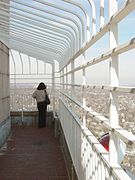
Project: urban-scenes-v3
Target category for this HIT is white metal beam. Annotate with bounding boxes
[10,0,81,50]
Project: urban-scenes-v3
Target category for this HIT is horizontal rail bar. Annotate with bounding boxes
[61,38,135,76]
[59,97,131,180]
[10,77,52,79]
[59,90,135,145]
[58,83,135,94]
[10,73,52,75]
[60,0,135,71]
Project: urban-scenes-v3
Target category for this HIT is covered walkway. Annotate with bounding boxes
[0,125,68,180]
[0,0,135,179]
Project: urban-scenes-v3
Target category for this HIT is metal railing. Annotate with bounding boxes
[10,87,53,125]
[59,97,131,180]
[57,1,135,179]
[7,0,135,179]
[58,87,135,180]
[10,89,37,111]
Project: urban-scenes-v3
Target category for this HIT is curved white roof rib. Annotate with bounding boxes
[0,0,91,66]
[32,0,85,46]
[87,0,96,35]
[0,2,73,62]
[10,0,77,56]
[62,0,96,37]
[62,0,90,41]
[0,2,74,59]
[10,49,54,73]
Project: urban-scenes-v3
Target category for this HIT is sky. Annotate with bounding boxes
[73,0,135,86]
[9,0,135,86]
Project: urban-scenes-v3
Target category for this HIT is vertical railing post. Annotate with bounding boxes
[109,0,119,166]
[10,50,16,110]
[71,61,75,102]
[86,13,91,41]
[52,61,55,113]
[87,0,96,35]
[64,67,66,90]
[62,69,64,90]
[36,58,38,74]
[71,60,76,169]
[19,52,24,74]
[82,53,86,127]
[28,56,31,75]
[100,0,104,28]
[66,66,68,94]
[60,69,64,90]
[60,70,62,99]
[60,69,64,116]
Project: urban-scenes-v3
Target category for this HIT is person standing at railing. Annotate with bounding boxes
[32,82,50,128]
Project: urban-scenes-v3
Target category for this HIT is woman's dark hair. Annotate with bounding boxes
[37,82,46,90]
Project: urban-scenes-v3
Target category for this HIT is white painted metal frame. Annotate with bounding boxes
[58,0,135,180]
[1,0,135,179]
[59,98,131,180]
[10,49,54,114]
[0,0,88,65]
[109,0,119,166]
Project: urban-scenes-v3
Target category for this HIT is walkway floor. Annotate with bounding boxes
[0,126,69,180]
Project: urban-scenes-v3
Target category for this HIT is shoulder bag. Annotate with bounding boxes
[44,90,50,105]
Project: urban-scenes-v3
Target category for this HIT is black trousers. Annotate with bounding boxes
[37,101,47,128]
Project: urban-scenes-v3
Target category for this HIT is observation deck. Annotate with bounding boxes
[0,124,69,180]
[0,0,135,179]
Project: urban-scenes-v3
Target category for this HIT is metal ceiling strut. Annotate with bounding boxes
[0,0,88,65]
